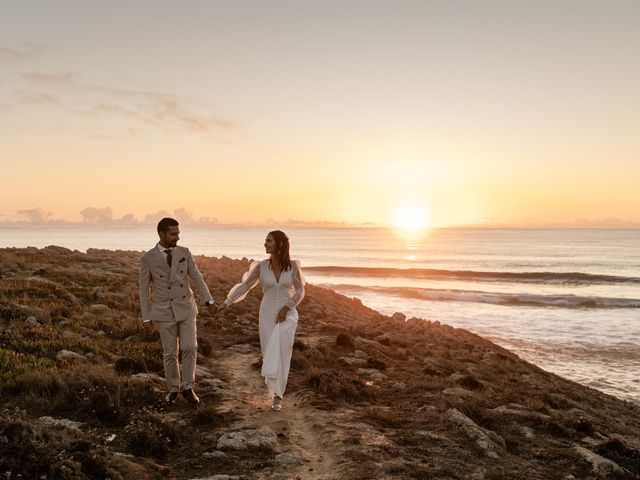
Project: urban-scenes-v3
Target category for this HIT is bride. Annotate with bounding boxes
[218,230,305,410]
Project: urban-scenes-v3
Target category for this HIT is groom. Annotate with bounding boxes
[139,217,216,405]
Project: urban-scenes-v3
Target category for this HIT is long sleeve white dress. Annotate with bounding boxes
[224,259,305,398]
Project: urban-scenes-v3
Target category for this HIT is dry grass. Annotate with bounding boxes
[2,247,640,479]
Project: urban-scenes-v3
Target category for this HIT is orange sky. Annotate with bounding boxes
[1,1,639,227]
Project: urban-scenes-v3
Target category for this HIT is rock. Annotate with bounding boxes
[39,416,84,432]
[443,388,478,399]
[417,405,436,413]
[89,304,109,313]
[114,452,135,459]
[354,337,390,356]
[492,404,551,421]
[449,373,466,382]
[521,426,535,439]
[470,467,487,480]
[370,372,388,383]
[91,287,107,301]
[392,312,406,322]
[25,316,41,327]
[85,352,101,363]
[393,382,407,390]
[199,378,225,388]
[189,476,240,480]
[124,335,141,343]
[67,294,83,305]
[445,408,505,459]
[217,427,278,451]
[227,343,252,353]
[44,245,72,254]
[195,365,216,379]
[130,373,164,384]
[61,330,82,340]
[202,451,228,459]
[573,445,628,479]
[338,356,368,367]
[353,349,368,360]
[275,452,305,466]
[56,350,87,362]
[12,303,48,322]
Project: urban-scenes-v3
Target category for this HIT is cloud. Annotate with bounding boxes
[16,208,53,223]
[20,70,239,135]
[17,90,61,105]
[173,207,195,223]
[196,216,219,225]
[79,206,114,224]
[0,46,29,62]
[22,71,77,86]
[143,210,173,224]
[114,213,138,224]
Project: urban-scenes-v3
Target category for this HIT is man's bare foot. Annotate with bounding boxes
[271,396,282,411]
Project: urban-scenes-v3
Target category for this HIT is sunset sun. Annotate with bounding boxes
[392,203,430,231]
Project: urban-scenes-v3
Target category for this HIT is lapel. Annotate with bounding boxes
[153,245,171,273]
[170,246,179,278]
[170,246,186,278]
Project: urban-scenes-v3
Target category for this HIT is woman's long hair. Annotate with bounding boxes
[268,230,291,271]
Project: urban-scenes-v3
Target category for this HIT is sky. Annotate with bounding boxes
[1,0,639,227]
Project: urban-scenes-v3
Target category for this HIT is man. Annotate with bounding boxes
[139,217,216,405]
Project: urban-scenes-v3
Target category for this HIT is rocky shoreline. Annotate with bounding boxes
[0,246,639,479]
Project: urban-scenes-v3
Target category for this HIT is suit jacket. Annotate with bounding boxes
[139,245,214,322]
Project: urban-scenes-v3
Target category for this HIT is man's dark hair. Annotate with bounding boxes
[157,217,179,234]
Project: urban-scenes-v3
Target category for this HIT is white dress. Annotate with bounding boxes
[224,259,305,398]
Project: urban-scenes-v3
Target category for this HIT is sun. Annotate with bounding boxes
[392,203,430,231]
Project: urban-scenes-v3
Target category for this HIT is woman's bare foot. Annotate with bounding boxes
[271,395,282,411]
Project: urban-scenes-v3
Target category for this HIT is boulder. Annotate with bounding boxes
[573,445,628,479]
[443,387,479,399]
[275,452,305,466]
[202,451,227,459]
[217,427,278,451]
[338,356,367,367]
[445,408,505,459]
[56,350,87,362]
[227,343,252,353]
[39,416,84,432]
[25,316,41,327]
[492,404,551,421]
[89,304,109,313]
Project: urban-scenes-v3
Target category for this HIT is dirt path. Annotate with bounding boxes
[214,344,344,480]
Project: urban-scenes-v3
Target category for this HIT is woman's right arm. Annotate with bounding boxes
[224,260,261,305]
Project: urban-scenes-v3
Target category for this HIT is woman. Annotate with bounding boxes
[219,230,305,411]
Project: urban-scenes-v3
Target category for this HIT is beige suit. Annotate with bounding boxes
[139,245,213,392]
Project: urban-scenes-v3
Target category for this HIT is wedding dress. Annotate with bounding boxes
[224,259,305,398]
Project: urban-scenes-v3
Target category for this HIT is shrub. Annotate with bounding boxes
[457,375,484,392]
[114,356,147,374]
[366,358,386,371]
[335,333,354,348]
[305,367,371,402]
[198,336,213,356]
[124,409,181,461]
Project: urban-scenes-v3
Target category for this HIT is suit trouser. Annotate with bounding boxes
[155,316,198,392]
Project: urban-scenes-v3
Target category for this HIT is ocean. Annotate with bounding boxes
[1,225,639,404]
